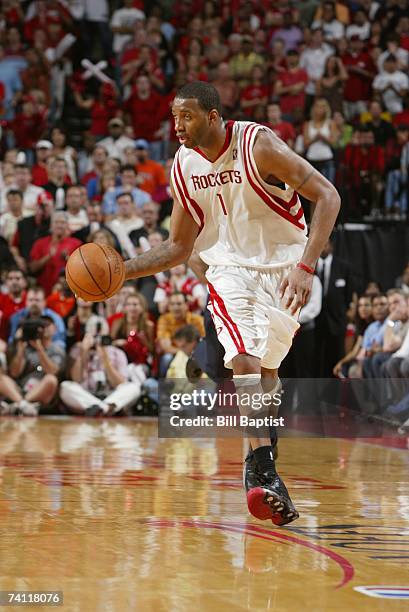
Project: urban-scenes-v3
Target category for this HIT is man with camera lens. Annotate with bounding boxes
[2,316,65,416]
[9,286,66,348]
[60,317,143,416]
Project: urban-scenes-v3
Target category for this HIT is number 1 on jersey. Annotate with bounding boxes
[216,193,228,215]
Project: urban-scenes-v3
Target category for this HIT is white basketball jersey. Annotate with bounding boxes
[171,120,307,269]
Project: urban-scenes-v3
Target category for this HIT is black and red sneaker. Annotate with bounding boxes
[243,451,299,526]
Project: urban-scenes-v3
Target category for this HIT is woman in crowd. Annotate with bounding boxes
[317,55,348,115]
[88,228,116,248]
[110,292,155,367]
[303,97,339,183]
[333,294,373,378]
[50,126,77,182]
[66,298,95,349]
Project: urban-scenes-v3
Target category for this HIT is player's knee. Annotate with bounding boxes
[232,353,261,375]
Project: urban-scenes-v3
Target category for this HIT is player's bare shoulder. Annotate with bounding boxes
[253,127,292,161]
[252,127,296,183]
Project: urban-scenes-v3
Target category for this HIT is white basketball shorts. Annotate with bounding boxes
[206,264,300,369]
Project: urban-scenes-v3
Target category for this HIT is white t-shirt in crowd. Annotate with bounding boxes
[300,44,334,95]
[0,184,45,215]
[0,210,32,242]
[377,48,409,73]
[98,135,136,162]
[110,8,146,53]
[346,23,371,40]
[312,19,345,41]
[109,216,143,236]
[84,0,108,22]
[373,70,409,113]
[67,209,89,233]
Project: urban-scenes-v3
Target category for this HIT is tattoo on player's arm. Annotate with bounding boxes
[124,243,178,280]
[295,169,315,192]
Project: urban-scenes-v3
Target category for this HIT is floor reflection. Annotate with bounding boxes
[0,417,408,611]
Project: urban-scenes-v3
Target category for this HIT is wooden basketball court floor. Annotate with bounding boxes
[0,417,408,612]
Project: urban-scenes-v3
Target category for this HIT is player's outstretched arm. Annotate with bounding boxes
[253,130,341,313]
[124,191,200,281]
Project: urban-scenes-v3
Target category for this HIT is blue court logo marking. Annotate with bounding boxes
[354,586,409,599]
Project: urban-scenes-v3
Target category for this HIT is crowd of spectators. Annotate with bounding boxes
[0,1,408,423]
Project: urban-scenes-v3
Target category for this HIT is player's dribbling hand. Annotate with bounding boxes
[279,268,313,315]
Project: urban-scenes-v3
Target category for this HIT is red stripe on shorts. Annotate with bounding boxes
[208,282,246,353]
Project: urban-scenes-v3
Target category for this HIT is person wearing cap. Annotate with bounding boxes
[32,140,53,186]
[133,139,167,195]
[98,118,135,163]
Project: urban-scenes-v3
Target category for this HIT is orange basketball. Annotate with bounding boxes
[65,243,125,302]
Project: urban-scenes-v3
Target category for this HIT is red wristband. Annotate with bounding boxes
[297,262,315,275]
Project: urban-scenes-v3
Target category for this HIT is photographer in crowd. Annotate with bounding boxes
[60,317,143,416]
[8,286,66,349]
[0,316,64,416]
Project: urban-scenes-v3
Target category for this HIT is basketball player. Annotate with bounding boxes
[124,82,340,525]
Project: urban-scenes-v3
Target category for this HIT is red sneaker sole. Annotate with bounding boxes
[247,487,299,525]
[246,487,283,523]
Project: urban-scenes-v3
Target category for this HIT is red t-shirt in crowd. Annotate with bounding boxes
[265,121,296,144]
[125,90,170,141]
[32,164,48,186]
[46,292,76,318]
[81,170,98,186]
[400,34,409,51]
[344,144,385,186]
[30,235,82,295]
[341,52,375,102]
[275,68,308,115]
[0,291,26,340]
[240,84,269,117]
[10,113,47,149]
[90,100,114,137]
[393,109,409,127]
